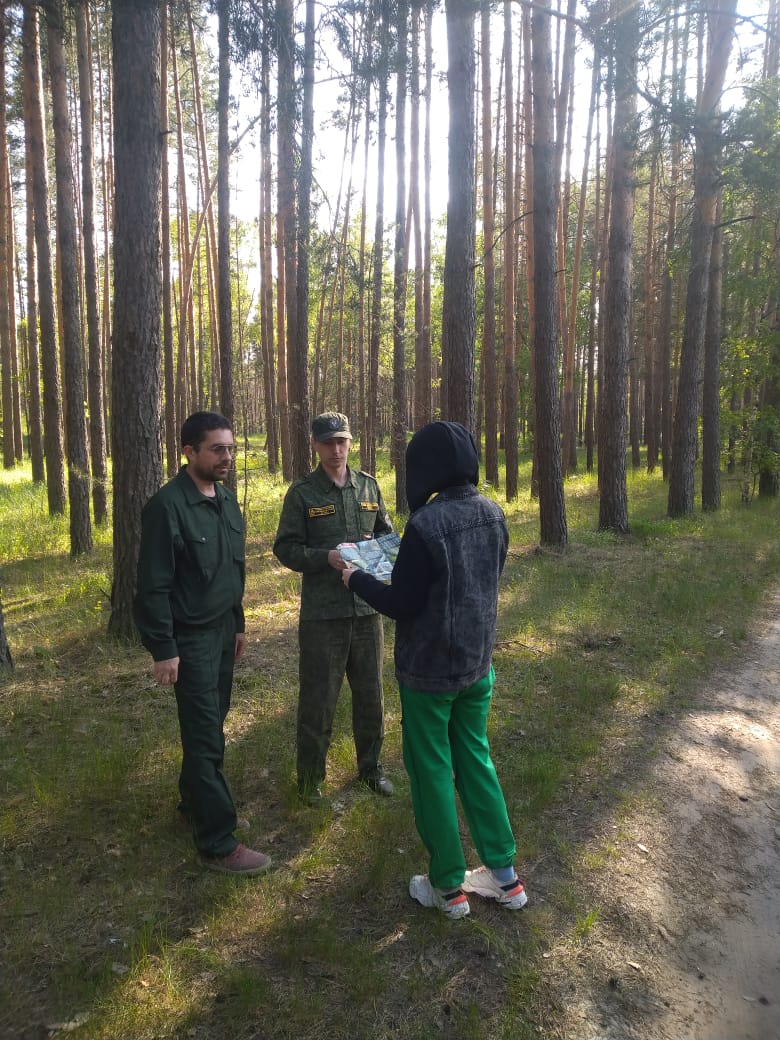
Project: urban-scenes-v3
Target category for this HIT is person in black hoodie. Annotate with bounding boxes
[341,421,527,918]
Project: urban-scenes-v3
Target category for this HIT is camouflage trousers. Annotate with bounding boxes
[297,614,385,791]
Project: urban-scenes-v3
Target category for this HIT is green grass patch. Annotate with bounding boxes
[1,448,779,1039]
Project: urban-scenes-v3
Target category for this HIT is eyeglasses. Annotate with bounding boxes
[204,443,238,456]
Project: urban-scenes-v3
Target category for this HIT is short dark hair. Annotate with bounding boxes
[181,411,232,449]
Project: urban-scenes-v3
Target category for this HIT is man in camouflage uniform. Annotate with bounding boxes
[273,412,394,802]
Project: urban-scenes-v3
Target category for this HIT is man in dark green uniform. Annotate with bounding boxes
[274,412,394,802]
[134,411,270,876]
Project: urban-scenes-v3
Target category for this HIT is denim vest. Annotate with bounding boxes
[395,485,509,692]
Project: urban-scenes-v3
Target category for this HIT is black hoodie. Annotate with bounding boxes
[348,421,508,691]
[405,421,480,513]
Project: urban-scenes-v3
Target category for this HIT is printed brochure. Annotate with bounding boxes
[337,532,401,582]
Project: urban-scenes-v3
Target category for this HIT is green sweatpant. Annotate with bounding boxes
[400,667,516,891]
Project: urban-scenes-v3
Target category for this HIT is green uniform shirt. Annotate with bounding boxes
[133,467,246,661]
[273,464,392,620]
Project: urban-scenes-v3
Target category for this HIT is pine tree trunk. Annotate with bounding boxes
[421,0,433,430]
[292,0,314,474]
[410,2,428,433]
[160,2,177,477]
[668,0,737,517]
[440,0,476,430]
[358,97,370,471]
[522,6,538,499]
[564,63,598,478]
[503,0,519,499]
[259,0,278,472]
[392,0,408,512]
[48,16,93,555]
[531,4,567,547]
[75,1,109,525]
[367,0,390,476]
[277,0,303,473]
[598,1,639,534]
[701,195,723,509]
[22,99,45,483]
[0,15,16,470]
[217,1,234,434]
[481,6,498,486]
[109,0,163,639]
[584,97,601,475]
[22,5,66,513]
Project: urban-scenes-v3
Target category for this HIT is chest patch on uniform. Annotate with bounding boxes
[359,501,379,511]
[308,504,336,518]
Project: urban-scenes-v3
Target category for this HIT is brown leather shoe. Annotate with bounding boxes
[200,843,271,876]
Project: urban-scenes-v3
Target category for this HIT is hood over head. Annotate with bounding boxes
[405,421,479,512]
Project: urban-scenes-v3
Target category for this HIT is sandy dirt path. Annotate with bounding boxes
[552,589,780,1040]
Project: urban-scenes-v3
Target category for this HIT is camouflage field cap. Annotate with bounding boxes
[311,412,352,442]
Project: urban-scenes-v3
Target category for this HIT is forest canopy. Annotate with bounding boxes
[0,0,778,634]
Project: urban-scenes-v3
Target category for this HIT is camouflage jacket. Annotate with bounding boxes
[273,464,392,620]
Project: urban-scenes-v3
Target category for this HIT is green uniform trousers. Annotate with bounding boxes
[174,612,239,858]
[297,614,385,789]
[400,667,516,891]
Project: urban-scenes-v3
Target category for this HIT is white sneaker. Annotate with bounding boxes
[409,874,470,919]
[462,866,528,909]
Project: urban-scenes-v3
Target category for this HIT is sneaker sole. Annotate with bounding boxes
[409,876,470,919]
[462,874,529,909]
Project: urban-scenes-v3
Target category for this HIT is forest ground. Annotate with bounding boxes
[2,466,780,1040]
[546,587,780,1040]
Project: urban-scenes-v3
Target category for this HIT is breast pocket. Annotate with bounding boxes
[228,517,245,564]
[184,533,219,582]
[359,500,381,537]
[305,504,341,547]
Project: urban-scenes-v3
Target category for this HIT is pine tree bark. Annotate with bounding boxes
[598,0,639,534]
[440,0,476,431]
[160,1,177,477]
[277,0,305,473]
[109,0,163,639]
[481,5,498,486]
[367,0,390,476]
[292,0,314,473]
[701,195,723,509]
[217,1,234,434]
[22,4,66,513]
[411,1,429,432]
[503,0,519,499]
[668,0,737,517]
[75,1,109,525]
[22,102,45,484]
[259,0,279,472]
[48,14,93,555]
[564,62,598,477]
[421,0,433,430]
[531,4,567,547]
[392,0,408,511]
[0,14,16,470]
